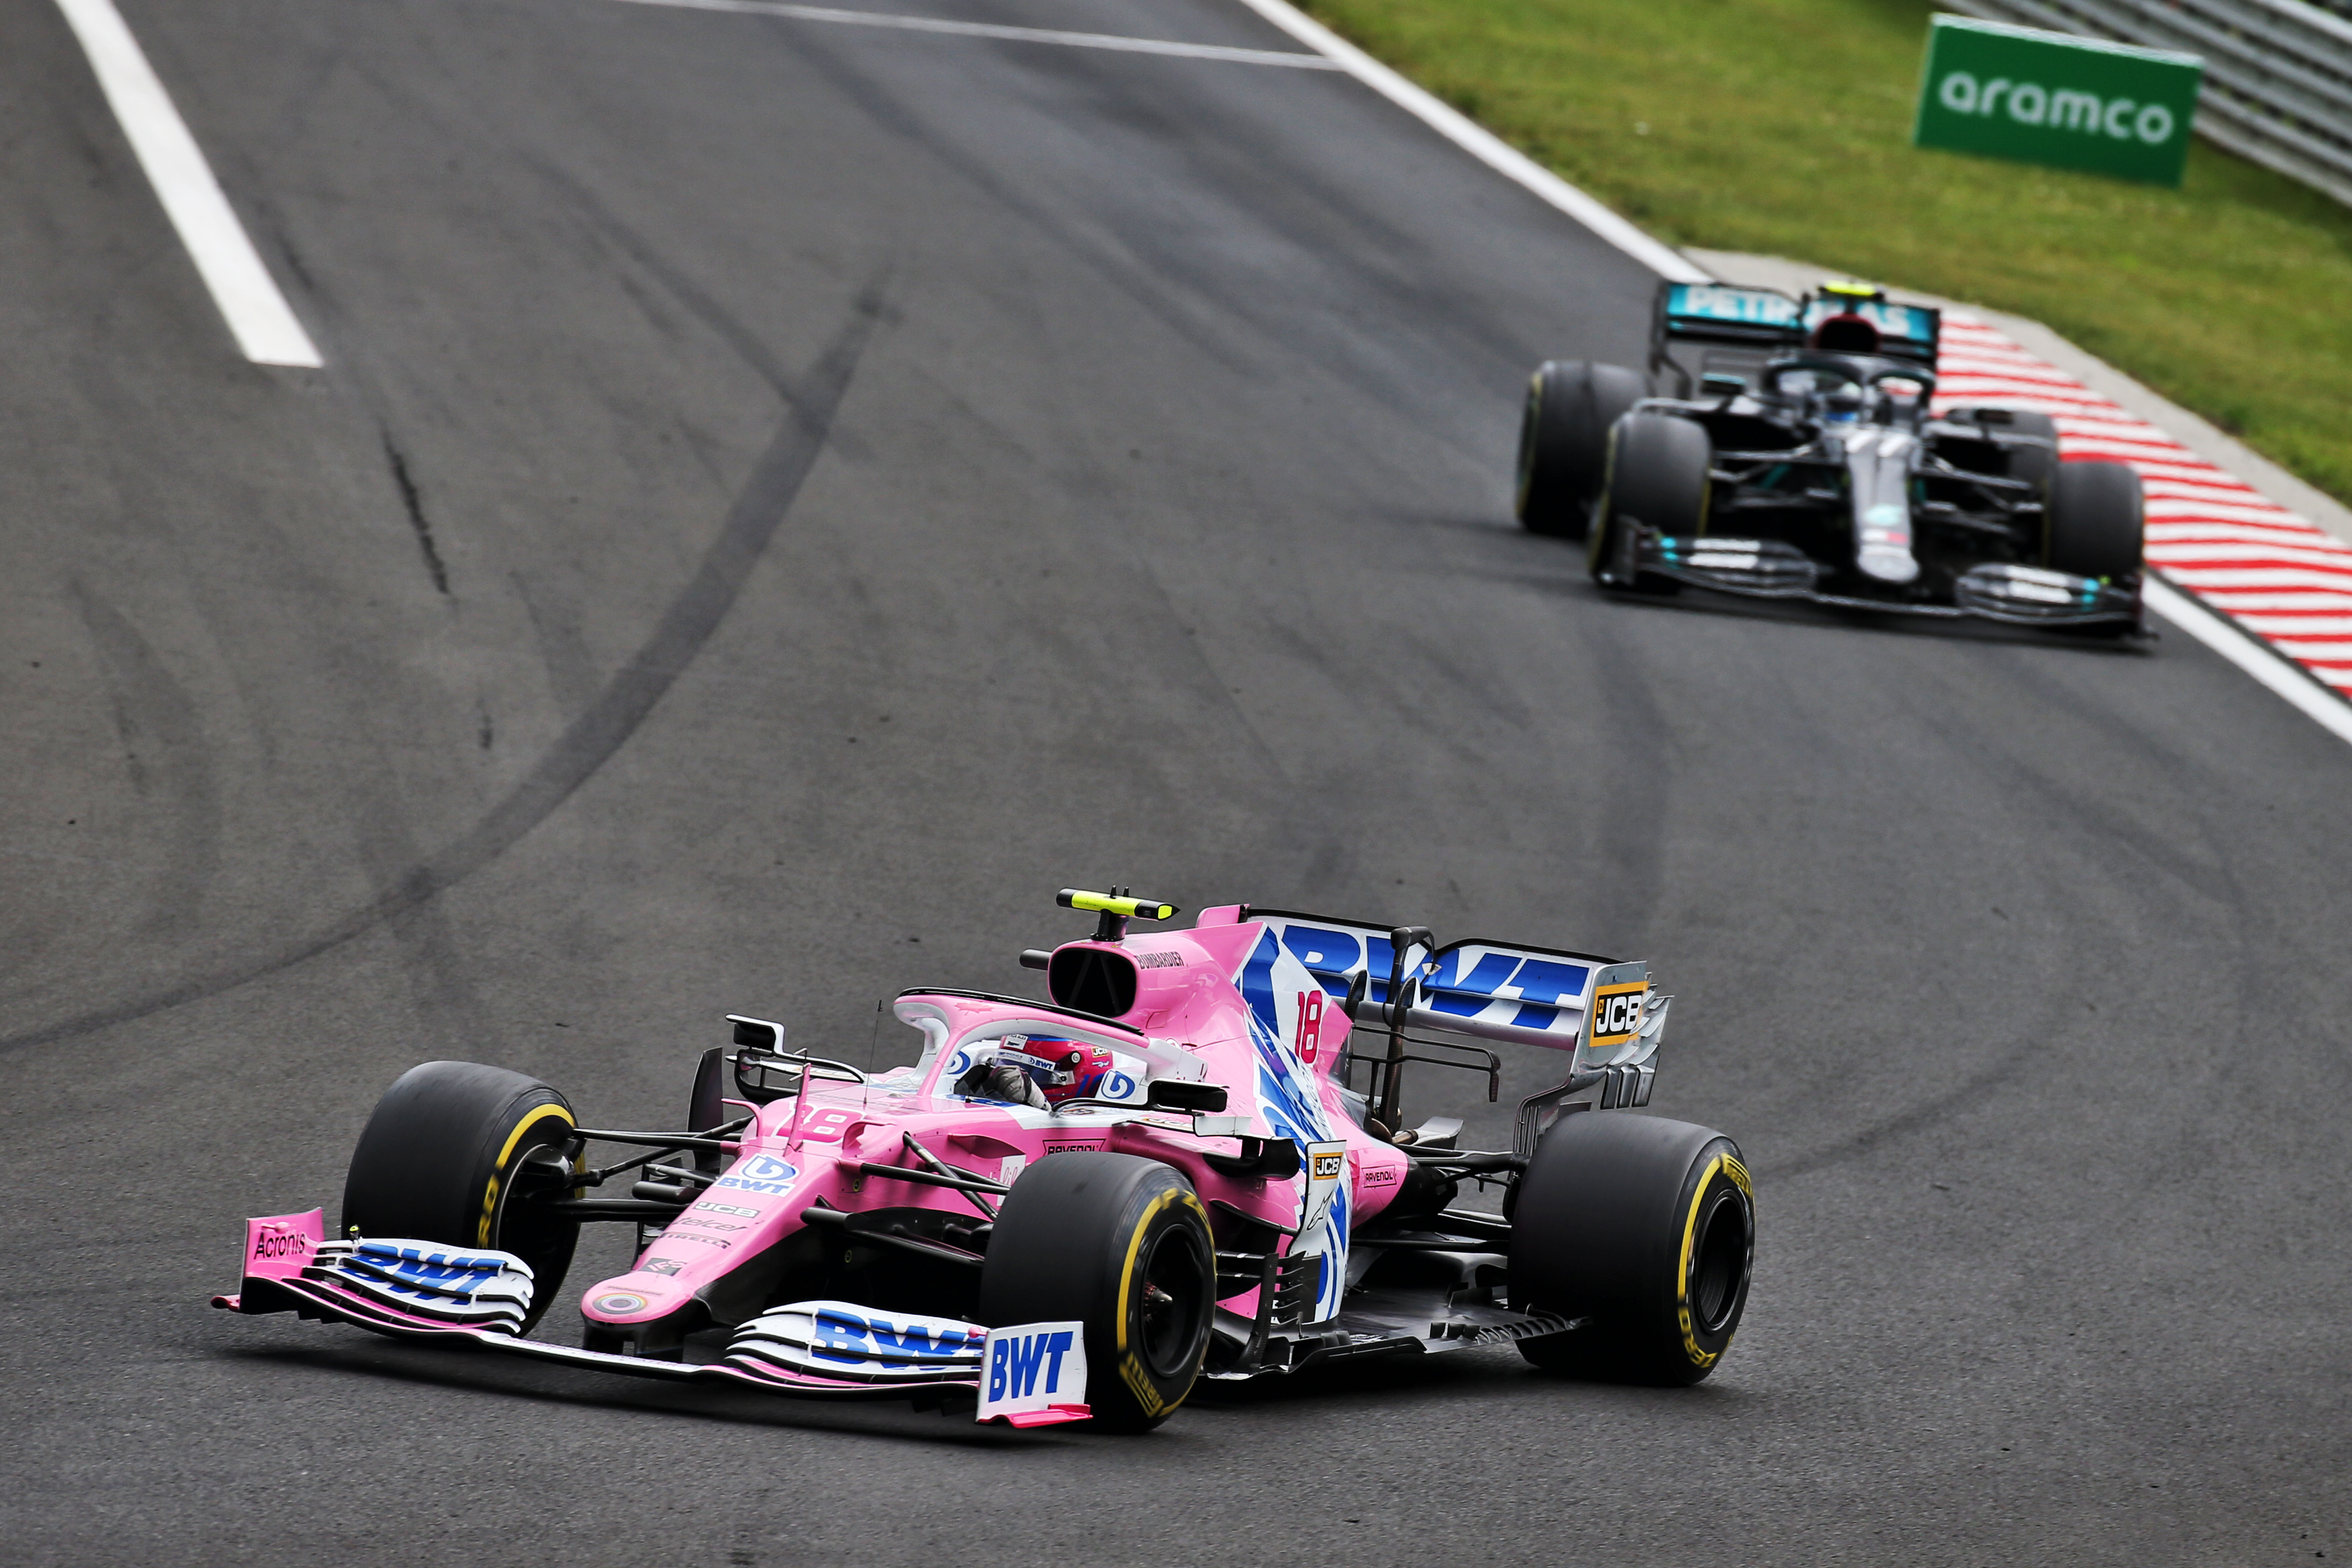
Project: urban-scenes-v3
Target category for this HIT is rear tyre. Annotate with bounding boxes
[340,1061,581,1333]
[1589,412,1711,590]
[2002,410,2060,499]
[978,1152,1215,1432]
[1949,407,2058,498]
[1509,1110,1754,1386]
[2044,459,2144,583]
[1517,361,1649,539]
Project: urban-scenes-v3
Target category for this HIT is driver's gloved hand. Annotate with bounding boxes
[955,1059,1048,1108]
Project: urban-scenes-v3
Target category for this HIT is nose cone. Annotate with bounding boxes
[1856,502,1921,584]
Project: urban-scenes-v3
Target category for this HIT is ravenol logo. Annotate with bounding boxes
[987,1328,1079,1401]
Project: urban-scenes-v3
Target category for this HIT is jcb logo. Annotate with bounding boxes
[1589,985,1646,1043]
[1311,1152,1345,1181]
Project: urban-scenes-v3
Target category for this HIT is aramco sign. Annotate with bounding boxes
[1913,15,2203,186]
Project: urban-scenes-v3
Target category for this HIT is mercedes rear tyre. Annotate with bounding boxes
[1590,412,1710,590]
[1509,1110,1754,1386]
[1517,361,1649,539]
[2044,459,2144,584]
[978,1152,1215,1432]
[1951,407,2059,498]
[2002,410,2060,498]
[340,1061,581,1333]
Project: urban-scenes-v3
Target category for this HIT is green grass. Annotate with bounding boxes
[1298,0,2352,501]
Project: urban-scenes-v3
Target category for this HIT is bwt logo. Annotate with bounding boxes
[988,1328,1078,1401]
[810,1308,979,1363]
[716,1153,800,1196]
[1936,72,2176,144]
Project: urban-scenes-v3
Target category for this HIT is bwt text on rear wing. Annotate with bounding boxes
[1245,911,1670,1150]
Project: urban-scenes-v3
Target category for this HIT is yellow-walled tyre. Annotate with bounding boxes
[340,1061,580,1333]
[978,1152,1215,1432]
[1509,1110,1754,1386]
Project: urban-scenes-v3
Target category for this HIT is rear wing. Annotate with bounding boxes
[1247,911,1668,1141]
[1650,280,1940,390]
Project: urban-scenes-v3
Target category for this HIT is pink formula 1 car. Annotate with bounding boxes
[214,890,1756,1431]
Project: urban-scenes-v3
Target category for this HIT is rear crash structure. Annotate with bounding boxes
[216,890,1756,1431]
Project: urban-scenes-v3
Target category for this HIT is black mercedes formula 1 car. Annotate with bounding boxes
[1514,280,2146,635]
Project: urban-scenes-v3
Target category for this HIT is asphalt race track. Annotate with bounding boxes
[3,0,2348,1561]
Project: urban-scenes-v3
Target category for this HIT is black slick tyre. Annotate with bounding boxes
[340,1061,581,1332]
[978,1152,1215,1432]
[1589,412,1710,589]
[1951,407,2058,499]
[1509,1110,1754,1386]
[1517,361,1648,539]
[2044,459,2144,583]
[2002,410,2059,499]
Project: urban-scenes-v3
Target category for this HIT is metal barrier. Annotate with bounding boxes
[1940,0,2352,206]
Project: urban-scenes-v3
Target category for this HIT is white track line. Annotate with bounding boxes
[1221,0,1706,281]
[611,0,1345,67]
[53,0,321,367]
[2144,580,2352,746]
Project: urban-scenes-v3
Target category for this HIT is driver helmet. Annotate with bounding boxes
[958,1035,1117,1107]
[1809,311,1882,354]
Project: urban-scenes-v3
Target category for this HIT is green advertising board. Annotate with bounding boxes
[1913,15,2203,186]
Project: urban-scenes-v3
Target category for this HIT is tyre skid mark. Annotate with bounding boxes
[0,282,888,1055]
[1768,651,2255,1180]
[380,431,451,598]
[66,581,223,943]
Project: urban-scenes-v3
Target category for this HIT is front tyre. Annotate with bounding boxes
[340,1061,581,1333]
[1518,361,1649,539]
[1590,412,1710,590]
[978,1152,1215,1432]
[1509,1111,1754,1386]
[2044,459,2144,583]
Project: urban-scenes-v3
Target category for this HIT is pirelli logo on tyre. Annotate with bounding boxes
[1587,982,1648,1048]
